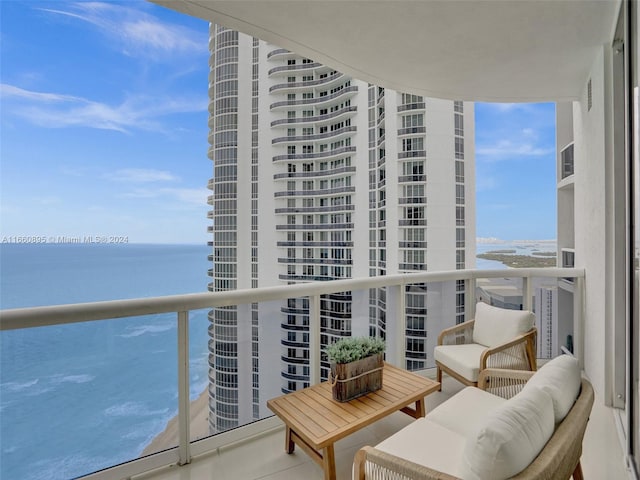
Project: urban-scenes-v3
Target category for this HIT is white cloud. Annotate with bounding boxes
[37,2,206,59]
[162,188,209,205]
[105,168,179,183]
[485,203,513,210]
[476,139,553,160]
[1,83,206,133]
[477,237,506,244]
[483,103,526,113]
[0,84,81,103]
[60,166,88,177]
[476,175,497,192]
[118,187,208,206]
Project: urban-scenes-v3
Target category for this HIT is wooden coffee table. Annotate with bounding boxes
[267,363,440,480]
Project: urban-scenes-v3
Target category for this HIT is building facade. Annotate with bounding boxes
[206,24,475,433]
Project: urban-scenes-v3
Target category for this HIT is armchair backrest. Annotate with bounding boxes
[472,302,535,348]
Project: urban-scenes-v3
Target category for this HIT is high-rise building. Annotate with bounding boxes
[206,25,475,433]
[535,284,558,359]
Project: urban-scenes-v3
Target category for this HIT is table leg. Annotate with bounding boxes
[285,426,295,454]
[322,444,336,480]
[400,397,426,418]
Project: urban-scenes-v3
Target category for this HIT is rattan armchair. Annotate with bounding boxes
[434,302,537,390]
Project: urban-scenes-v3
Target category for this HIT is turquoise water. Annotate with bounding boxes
[0,244,210,480]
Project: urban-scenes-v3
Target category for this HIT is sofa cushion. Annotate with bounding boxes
[375,417,465,478]
[434,343,488,382]
[459,386,555,480]
[523,353,581,423]
[427,386,506,437]
[472,302,535,348]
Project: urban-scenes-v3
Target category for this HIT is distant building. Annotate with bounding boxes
[476,277,559,359]
[476,279,523,310]
[535,284,558,359]
[206,25,475,433]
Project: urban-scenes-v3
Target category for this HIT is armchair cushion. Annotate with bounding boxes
[472,302,535,348]
[375,417,465,478]
[522,353,581,423]
[427,386,506,437]
[460,386,554,480]
[434,343,488,382]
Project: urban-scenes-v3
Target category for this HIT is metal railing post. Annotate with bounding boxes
[177,310,191,465]
[386,284,405,368]
[522,276,532,311]
[574,276,585,369]
[309,295,321,384]
[467,277,476,320]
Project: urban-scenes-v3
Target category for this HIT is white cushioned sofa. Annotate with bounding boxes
[353,355,594,480]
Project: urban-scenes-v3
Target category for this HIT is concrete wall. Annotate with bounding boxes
[572,45,608,401]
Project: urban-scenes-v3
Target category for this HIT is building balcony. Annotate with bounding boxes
[1,267,629,480]
[269,85,358,110]
[273,186,355,197]
[274,204,354,214]
[267,62,323,76]
[397,102,426,112]
[398,126,426,136]
[266,48,291,60]
[272,125,356,145]
[269,72,344,93]
[273,146,356,162]
[397,174,426,183]
[270,106,357,128]
[273,166,356,180]
[398,150,426,159]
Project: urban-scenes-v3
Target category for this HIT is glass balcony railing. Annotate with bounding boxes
[0,267,584,480]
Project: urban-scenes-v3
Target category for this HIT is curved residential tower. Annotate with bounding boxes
[207,25,475,434]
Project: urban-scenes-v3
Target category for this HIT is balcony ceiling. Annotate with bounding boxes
[152,0,620,102]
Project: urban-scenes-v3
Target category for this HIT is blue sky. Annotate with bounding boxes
[1,1,557,244]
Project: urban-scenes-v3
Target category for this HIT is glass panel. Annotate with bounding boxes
[0,243,209,479]
[1,316,178,479]
[631,0,639,467]
[403,281,462,370]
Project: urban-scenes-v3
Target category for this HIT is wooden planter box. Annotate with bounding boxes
[330,353,383,402]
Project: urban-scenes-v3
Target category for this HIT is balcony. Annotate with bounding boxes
[269,85,358,110]
[1,267,628,480]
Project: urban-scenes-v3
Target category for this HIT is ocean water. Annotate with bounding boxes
[0,244,211,480]
[0,242,556,479]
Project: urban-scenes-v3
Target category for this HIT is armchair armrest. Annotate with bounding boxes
[354,446,460,480]
[478,368,535,399]
[437,320,475,346]
[479,328,537,372]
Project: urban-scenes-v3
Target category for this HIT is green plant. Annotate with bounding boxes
[326,336,385,364]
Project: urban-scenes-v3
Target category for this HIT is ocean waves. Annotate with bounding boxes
[52,374,95,384]
[0,244,211,480]
[2,378,40,392]
[104,401,169,418]
[120,322,175,338]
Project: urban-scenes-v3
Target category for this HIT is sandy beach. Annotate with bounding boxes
[141,388,210,456]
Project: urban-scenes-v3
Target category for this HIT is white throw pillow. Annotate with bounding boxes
[459,386,554,480]
[523,353,581,423]
[472,302,534,348]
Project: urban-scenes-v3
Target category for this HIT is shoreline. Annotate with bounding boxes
[141,388,210,456]
[476,252,557,268]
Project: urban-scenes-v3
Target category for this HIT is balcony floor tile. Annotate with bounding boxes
[135,375,631,480]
